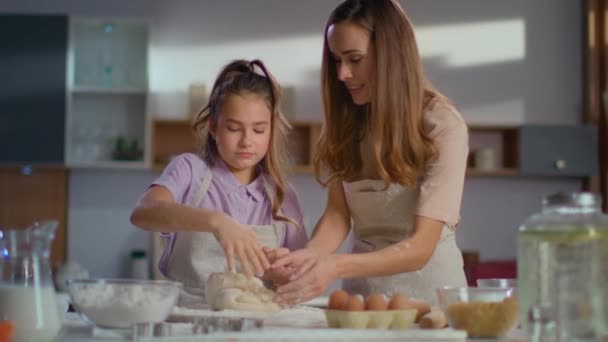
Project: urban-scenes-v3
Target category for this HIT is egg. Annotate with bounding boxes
[328,289,350,310]
[365,293,388,311]
[407,299,431,322]
[387,293,409,310]
[345,294,365,311]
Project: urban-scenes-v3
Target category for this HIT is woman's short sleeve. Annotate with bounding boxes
[415,105,468,227]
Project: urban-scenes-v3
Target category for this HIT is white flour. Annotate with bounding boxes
[71,283,178,328]
[171,305,328,328]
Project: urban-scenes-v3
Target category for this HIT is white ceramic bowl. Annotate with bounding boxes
[67,279,182,329]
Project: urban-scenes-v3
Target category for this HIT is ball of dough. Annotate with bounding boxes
[205,272,280,312]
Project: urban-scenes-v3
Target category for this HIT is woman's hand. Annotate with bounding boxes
[262,247,293,287]
[212,213,270,277]
[271,248,338,305]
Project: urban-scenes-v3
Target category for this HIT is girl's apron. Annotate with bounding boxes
[342,179,467,306]
[166,169,285,306]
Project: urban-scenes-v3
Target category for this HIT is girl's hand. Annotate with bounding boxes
[272,248,337,305]
[264,247,290,263]
[212,214,270,277]
[262,247,294,288]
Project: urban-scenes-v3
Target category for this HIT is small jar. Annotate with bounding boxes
[130,249,149,280]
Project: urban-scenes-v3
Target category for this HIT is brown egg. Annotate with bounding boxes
[387,293,410,310]
[407,299,432,322]
[345,294,365,311]
[365,293,389,311]
[328,289,350,310]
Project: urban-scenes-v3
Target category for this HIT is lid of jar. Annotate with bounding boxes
[542,192,600,208]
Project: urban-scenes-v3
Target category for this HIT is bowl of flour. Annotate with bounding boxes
[67,279,182,329]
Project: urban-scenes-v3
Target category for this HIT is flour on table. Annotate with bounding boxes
[205,272,280,312]
[171,305,327,328]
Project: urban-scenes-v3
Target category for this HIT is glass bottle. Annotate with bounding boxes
[517,192,608,341]
[0,221,61,342]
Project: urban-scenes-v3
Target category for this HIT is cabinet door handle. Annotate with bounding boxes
[554,159,567,170]
[21,165,33,176]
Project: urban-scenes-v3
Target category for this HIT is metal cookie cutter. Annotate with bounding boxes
[193,316,264,334]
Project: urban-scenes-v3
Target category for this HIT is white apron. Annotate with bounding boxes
[166,168,285,306]
[341,179,467,306]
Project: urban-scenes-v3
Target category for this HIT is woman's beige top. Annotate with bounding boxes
[358,100,468,227]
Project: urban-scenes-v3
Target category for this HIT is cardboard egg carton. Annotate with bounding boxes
[324,309,417,329]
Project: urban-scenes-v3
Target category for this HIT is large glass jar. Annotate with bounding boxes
[518,192,608,341]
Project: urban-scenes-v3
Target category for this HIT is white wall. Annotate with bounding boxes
[1,0,584,278]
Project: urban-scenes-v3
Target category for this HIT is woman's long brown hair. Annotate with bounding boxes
[192,59,294,224]
[314,0,443,188]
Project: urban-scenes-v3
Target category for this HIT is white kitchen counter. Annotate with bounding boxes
[59,310,526,342]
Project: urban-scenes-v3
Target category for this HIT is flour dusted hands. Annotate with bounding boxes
[262,247,294,288]
[212,213,270,277]
[272,247,337,305]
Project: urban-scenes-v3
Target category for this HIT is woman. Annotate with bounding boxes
[272,0,468,306]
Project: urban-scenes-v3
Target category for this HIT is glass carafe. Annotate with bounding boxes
[518,193,608,341]
[0,221,62,342]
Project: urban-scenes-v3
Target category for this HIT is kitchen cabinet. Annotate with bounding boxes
[0,14,67,164]
[468,124,597,177]
[65,18,150,170]
[518,125,597,177]
[0,166,68,266]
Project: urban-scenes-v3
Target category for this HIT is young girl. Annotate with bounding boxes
[273,0,468,306]
[131,59,307,305]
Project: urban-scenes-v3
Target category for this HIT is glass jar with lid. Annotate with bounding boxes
[518,192,608,341]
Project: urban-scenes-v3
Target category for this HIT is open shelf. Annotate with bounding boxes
[69,160,149,170]
[465,168,519,177]
[71,86,147,94]
[65,17,149,169]
[152,119,197,171]
[149,120,529,178]
[467,125,520,176]
[150,119,322,174]
[287,121,322,172]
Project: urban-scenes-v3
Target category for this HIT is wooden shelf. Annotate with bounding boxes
[151,119,196,171]
[149,120,526,178]
[289,165,314,174]
[68,160,149,170]
[468,125,520,175]
[466,168,519,177]
[288,122,322,172]
[150,119,322,173]
[71,86,147,94]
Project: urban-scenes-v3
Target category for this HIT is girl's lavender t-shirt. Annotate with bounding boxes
[151,153,308,275]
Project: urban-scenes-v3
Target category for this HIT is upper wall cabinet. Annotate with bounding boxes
[0,14,67,164]
[519,125,597,177]
[468,124,598,178]
[65,18,150,169]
